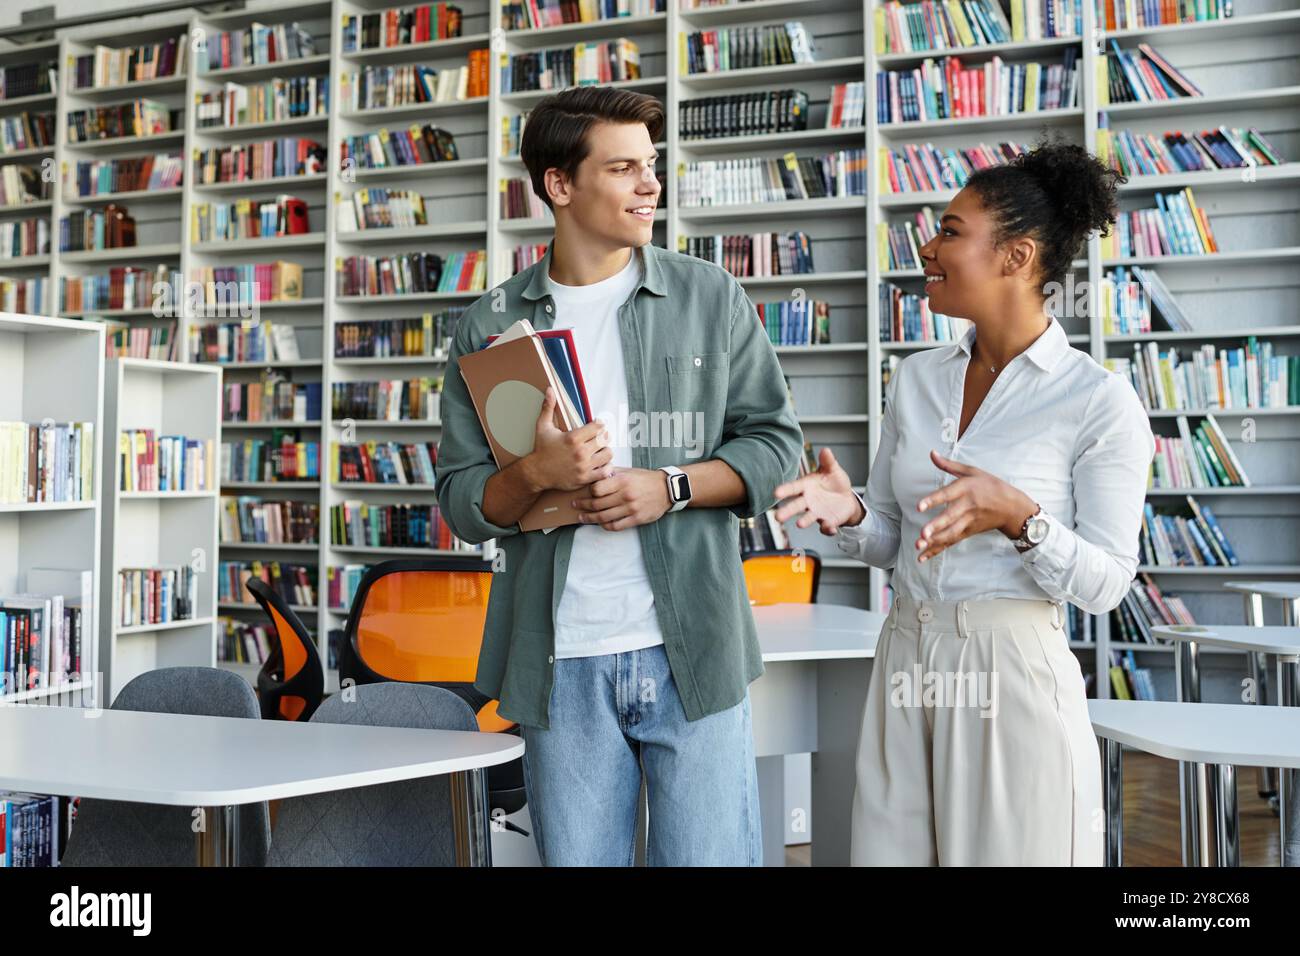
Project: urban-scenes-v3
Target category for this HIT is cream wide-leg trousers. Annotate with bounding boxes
[849,592,1104,866]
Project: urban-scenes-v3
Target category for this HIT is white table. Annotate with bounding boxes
[1152,624,1300,867]
[1224,581,1300,792]
[749,603,886,866]
[1090,699,1300,867]
[0,704,524,866]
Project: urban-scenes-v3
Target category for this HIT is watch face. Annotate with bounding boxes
[1027,516,1048,543]
[670,473,690,501]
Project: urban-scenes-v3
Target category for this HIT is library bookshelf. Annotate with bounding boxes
[99,358,220,701]
[0,313,103,708]
[0,0,1293,700]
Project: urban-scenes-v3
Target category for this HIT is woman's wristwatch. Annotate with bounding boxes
[1013,504,1050,553]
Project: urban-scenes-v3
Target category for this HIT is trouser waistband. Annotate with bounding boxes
[888,591,1065,635]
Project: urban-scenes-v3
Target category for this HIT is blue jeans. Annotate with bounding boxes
[520,643,762,866]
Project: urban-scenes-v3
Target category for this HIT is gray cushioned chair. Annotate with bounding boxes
[267,682,477,866]
[60,667,271,866]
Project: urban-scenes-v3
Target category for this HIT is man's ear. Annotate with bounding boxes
[545,166,573,208]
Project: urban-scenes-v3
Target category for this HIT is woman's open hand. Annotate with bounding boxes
[773,448,864,535]
[916,450,1038,561]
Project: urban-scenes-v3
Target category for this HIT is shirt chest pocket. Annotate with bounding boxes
[666,351,729,413]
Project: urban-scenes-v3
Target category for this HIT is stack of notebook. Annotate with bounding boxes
[458,319,593,532]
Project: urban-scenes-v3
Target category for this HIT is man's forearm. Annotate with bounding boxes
[481,455,545,528]
[680,459,747,509]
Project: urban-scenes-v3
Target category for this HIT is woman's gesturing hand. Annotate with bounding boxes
[772,448,865,535]
[916,450,1038,562]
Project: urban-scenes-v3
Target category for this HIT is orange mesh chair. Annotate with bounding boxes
[337,558,528,830]
[245,577,325,722]
[742,548,822,605]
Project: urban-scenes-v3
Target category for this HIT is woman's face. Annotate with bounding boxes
[917,187,1014,321]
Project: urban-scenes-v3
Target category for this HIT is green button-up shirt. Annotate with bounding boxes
[433,241,803,729]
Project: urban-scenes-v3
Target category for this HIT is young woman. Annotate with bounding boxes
[774,140,1155,865]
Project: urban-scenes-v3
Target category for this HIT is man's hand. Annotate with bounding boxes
[915,450,1038,562]
[523,387,614,493]
[570,467,672,532]
[773,447,864,535]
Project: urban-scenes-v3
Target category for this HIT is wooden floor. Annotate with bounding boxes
[786,750,1282,866]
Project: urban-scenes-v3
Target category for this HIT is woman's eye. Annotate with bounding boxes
[942,228,957,237]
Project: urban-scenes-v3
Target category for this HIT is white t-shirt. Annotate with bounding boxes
[550,248,665,659]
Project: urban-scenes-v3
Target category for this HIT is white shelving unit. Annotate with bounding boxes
[99,358,220,702]
[0,312,104,708]
[1,0,1290,701]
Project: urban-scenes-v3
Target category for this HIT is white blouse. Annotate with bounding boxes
[837,316,1156,614]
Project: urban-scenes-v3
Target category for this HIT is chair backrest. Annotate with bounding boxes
[61,667,270,867]
[343,558,493,687]
[246,576,324,721]
[267,682,477,867]
[742,549,822,605]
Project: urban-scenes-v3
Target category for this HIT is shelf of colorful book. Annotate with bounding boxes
[193,172,328,195]
[740,271,867,288]
[681,0,864,27]
[335,291,482,303]
[223,419,323,429]
[222,480,323,489]
[0,254,50,268]
[680,127,865,155]
[192,233,328,253]
[219,601,318,614]
[61,130,186,152]
[63,188,185,206]
[501,76,665,107]
[338,95,490,122]
[58,243,181,265]
[202,52,335,83]
[329,544,468,557]
[219,540,319,552]
[508,13,667,47]
[678,196,864,221]
[341,32,494,67]
[350,157,488,181]
[336,221,489,242]
[1137,565,1300,576]
[875,35,1081,68]
[116,615,216,637]
[332,356,448,366]
[195,115,331,140]
[681,55,864,91]
[118,489,218,500]
[200,359,324,371]
[877,107,1084,137]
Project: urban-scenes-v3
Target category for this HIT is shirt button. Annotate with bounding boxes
[694,356,702,367]
[917,607,933,623]
[545,304,553,313]
[547,655,554,664]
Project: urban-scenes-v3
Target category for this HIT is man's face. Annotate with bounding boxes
[548,121,660,246]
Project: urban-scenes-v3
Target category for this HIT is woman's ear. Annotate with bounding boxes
[1003,236,1038,280]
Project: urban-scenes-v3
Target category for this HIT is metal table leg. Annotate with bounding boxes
[1279,653,1300,868]
[1175,638,1213,866]
[195,805,239,867]
[450,768,493,867]
[1215,764,1240,867]
[1244,592,1277,799]
[1103,736,1123,867]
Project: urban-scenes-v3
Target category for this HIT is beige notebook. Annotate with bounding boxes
[458,323,586,532]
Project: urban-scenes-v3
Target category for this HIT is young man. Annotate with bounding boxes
[434,86,802,866]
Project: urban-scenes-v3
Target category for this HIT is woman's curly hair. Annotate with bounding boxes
[966,133,1127,291]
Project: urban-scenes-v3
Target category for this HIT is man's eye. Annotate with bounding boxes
[613,167,630,174]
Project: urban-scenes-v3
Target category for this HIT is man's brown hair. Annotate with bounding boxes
[519,86,665,212]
